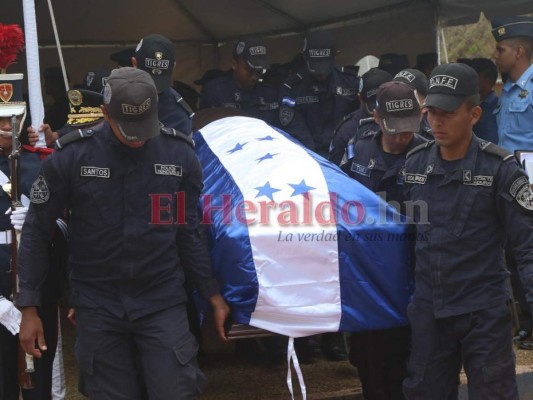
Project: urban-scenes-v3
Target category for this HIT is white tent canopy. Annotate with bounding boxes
[3,0,532,88]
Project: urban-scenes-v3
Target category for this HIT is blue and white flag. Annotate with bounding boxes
[194,116,413,338]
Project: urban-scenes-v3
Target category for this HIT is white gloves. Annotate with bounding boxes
[0,296,21,335]
[9,205,28,231]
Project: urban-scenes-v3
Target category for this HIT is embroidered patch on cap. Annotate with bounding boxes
[429,75,458,90]
[385,99,414,112]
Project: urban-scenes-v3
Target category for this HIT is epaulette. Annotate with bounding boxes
[282,73,304,90]
[341,65,359,77]
[175,94,195,119]
[359,117,374,127]
[161,127,195,148]
[479,141,514,161]
[406,140,434,158]
[333,110,357,132]
[55,128,95,150]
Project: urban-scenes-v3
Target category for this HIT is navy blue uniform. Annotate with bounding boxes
[473,91,499,144]
[348,130,425,400]
[328,107,367,166]
[279,68,359,157]
[159,87,193,135]
[17,123,219,399]
[402,136,533,399]
[200,75,279,126]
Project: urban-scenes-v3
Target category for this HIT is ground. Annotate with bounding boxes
[59,312,533,400]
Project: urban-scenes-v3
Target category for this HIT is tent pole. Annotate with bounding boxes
[46,0,69,91]
[435,6,441,65]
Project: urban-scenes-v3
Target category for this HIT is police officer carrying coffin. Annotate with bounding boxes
[133,34,194,135]
[348,81,426,400]
[491,16,533,153]
[200,36,279,126]
[402,62,533,399]
[279,30,359,157]
[333,68,392,170]
[16,68,230,399]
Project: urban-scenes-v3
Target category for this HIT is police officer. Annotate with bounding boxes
[133,34,194,135]
[279,30,359,157]
[348,81,425,400]
[0,73,62,400]
[402,63,533,399]
[393,68,433,140]
[200,36,279,126]
[491,16,533,349]
[28,88,105,147]
[329,68,392,167]
[17,68,230,399]
[468,58,499,144]
[492,16,533,152]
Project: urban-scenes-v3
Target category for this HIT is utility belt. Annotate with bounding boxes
[0,230,13,245]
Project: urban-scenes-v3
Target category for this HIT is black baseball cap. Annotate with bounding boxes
[135,34,175,93]
[359,68,393,109]
[376,81,421,135]
[303,31,336,76]
[110,48,135,67]
[66,89,104,127]
[81,66,112,94]
[103,68,159,142]
[233,36,268,71]
[491,16,533,42]
[394,69,429,96]
[0,73,26,116]
[425,63,479,112]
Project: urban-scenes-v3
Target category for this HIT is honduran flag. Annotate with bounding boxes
[194,116,414,338]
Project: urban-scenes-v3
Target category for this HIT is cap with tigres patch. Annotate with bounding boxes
[66,89,104,127]
[103,67,159,142]
[491,16,533,42]
[0,73,26,117]
[233,36,268,71]
[135,34,175,93]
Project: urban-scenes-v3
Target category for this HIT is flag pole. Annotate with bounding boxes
[22,0,46,148]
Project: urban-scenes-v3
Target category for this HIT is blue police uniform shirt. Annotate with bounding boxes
[349,130,427,209]
[158,87,193,135]
[496,63,533,152]
[279,67,359,157]
[404,136,533,317]
[0,152,41,298]
[17,123,219,319]
[328,106,367,166]
[473,90,499,144]
[200,74,279,126]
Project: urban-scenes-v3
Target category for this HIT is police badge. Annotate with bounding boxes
[279,105,294,127]
[519,89,529,99]
[0,83,13,103]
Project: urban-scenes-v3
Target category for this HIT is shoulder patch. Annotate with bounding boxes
[30,175,50,204]
[407,140,434,158]
[55,128,95,150]
[480,141,514,161]
[161,127,195,148]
